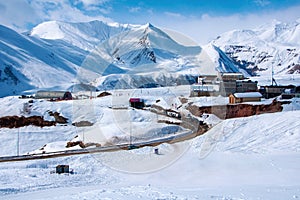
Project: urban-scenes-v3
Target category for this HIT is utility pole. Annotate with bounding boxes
[129,121,132,146]
[271,61,274,86]
[272,53,279,86]
[17,128,20,156]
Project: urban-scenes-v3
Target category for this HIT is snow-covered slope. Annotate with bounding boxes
[1,20,244,97]
[2,18,299,97]
[29,20,249,90]
[202,44,250,76]
[0,25,81,97]
[30,20,131,51]
[0,89,299,199]
[212,19,300,75]
[77,23,220,89]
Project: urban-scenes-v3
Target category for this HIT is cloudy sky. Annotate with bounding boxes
[0,0,300,44]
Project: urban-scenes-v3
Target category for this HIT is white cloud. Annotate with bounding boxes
[0,0,113,32]
[164,12,184,18]
[75,0,109,12]
[0,0,39,31]
[80,0,108,6]
[152,5,300,45]
[129,7,141,13]
[0,0,299,47]
[31,0,113,23]
[254,0,271,7]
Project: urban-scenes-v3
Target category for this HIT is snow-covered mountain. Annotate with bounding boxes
[29,20,131,51]
[77,23,223,89]
[0,20,244,96]
[212,19,300,76]
[1,18,299,97]
[0,20,133,97]
[0,24,81,97]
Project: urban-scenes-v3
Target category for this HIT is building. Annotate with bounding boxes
[219,81,237,96]
[197,75,219,85]
[259,85,296,99]
[219,79,258,96]
[190,84,219,97]
[236,80,258,92]
[35,91,72,100]
[229,92,262,104]
[129,98,145,109]
[191,73,258,97]
[56,165,69,174]
[220,73,244,81]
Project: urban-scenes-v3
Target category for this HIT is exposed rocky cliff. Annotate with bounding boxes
[187,100,283,119]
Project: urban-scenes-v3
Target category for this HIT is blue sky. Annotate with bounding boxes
[0,0,300,44]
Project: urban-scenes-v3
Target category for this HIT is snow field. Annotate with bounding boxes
[0,86,300,199]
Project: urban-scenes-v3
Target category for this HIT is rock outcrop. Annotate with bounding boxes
[0,115,56,128]
[187,100,283,119]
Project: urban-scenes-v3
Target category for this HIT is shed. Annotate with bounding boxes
[129,98,145,109]
[229,92,262,104]
[56,165,69,174]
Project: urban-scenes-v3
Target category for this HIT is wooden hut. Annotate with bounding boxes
[229,92,262,104]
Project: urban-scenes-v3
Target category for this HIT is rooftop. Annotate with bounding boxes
[233,92,262,98]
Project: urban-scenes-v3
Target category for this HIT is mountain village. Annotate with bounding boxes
[0,17,299,199]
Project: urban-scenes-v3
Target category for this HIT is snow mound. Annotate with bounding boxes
[192,110,300,155]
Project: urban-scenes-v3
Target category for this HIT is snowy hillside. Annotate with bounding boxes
[202,44,250,76]
[0,20,244,97]
[29,20,131,51]
[0,25,82,97]
[212,19,300,75]
[77,23,220,89]
[1,18,299,97]
[0,86,299,199]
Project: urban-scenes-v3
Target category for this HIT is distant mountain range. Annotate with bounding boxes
[0,19,299,97]
[212,19,300,76]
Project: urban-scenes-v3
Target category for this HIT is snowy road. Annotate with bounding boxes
[0,129,192,163]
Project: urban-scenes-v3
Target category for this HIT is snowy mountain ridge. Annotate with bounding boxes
[212,19,300,75]
[29,20,132,51]
[0,24,80,97]
[0,19,299,97]
[0,20,242,96]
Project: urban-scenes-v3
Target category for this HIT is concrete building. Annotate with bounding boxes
[259,85,296,99]
[190,84,219,97]
[236,80,258,92]
[220,73,244,81]
[191,73,258,97]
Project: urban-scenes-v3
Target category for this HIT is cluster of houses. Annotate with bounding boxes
[32,72,298,106]
[190,72,299,104]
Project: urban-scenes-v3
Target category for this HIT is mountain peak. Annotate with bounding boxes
[30,20,131,51]
[212,18,300,76]
[146,23,154,28]
[30,21,65,40]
